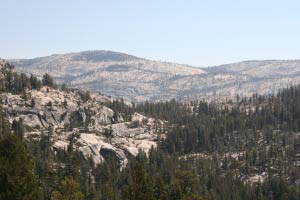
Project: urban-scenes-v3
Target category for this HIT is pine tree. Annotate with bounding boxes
[12,118,25,140]
[42,73,54,87]
[0,134,39,199]
[153,176,168,200]
[51,176,84,200]
[0,106,9,138]
[123,163,154,200]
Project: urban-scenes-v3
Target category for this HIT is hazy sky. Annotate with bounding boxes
[1,0,300,66]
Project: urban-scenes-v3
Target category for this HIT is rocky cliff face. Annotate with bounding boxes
[0,87,166,168]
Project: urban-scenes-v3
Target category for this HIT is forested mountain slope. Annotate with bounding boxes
[2,60,300,199]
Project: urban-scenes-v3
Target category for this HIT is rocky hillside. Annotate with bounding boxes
[10,51,300,101]
[11,51,206,102]
[0,86,166,168]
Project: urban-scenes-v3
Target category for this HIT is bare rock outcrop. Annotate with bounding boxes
[1,87,166,168]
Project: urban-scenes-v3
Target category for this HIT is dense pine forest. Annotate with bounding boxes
[1,61,300,200]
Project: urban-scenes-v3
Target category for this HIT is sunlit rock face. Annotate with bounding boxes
[1,87,166,168]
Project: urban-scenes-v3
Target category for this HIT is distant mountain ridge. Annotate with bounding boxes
[11,51,206,101]
[10,51,300,101]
